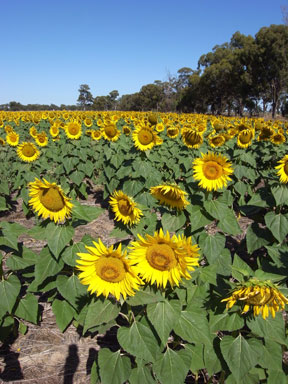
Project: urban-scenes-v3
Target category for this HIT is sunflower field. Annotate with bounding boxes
[1,110,288,383]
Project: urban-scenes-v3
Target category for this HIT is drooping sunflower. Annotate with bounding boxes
[76,240,142,300]
[237,129,254,148]
[109,190,143,226]
[128,228,200,288]
[65,121,82,139]
[208,134,226,148]
[271,132,286,145]
[181,128,203,148]
[192,152,233,191]
[257,126,274,141]
[6,131,19,146]
[101,122,121,142]
[28,178,73,223]
[275,154,288,183]
[221,279,288,319]
[150,184,189,210]
[35,132,48,147]
[132,124,163,151]
[17,142,40,162]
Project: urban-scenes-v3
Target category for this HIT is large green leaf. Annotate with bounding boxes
[161,211,186,233]
[61,242,87,266]
[45,222,74,258]
[117,320,162,362]
[153,348,189,384]
[198,232,226,263]
[129,364,156,384]
[265,212,288,243]
[0,275,21,313]
[204,200,241,235]
[185,204,213,232]
[83,299,120,334]
[220,335,257,383]
[209,311,244,332]
[271,184,288,206]
[52,299,75,332]
[260,340,283,371]
[183,343,205,372]
[6,247,37,270]
[147,300,181,344]
[247,312,286,345]
[98,349,131,384]
[56,274,88,310]
[126,286,164,306]
[246,223,272,254]
[72,201,103,222]
[34,246,64,285]
[14,293,38,324]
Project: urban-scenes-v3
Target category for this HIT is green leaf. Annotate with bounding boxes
[147,300,181,344]
[83,299,120,334]
[129,364,156,384]
[45,222,74,258]
[161,211,186,232]
[126,286,165,306]
[62,242,87,267]
[247,312,286,345]
[203,340,222,375]
[98,349,131,384]
[267,369,287,384]
[204,200,241,235]
[0,180,9,195]
[0,275,21,313]
[117,320,162,362]
[18,321,28,335]
[52,299,75,332]
[15,293,38,324]
[185,204,213,232]
[220,335,257,383]
[90,361,100,384]
[0,316,15,342]
[265,212,288,243]
[153,348,189,384]
[198,232,226,262]
[246,223,272,254]
[173,307,212,346]
[122,179,144,197]
[56,274,88,310]
[271,184,288,206]
[232,254,254,281]
[72,201,103,222]
[260,340,283,371]
[6,247,37,270]
[34,246,64,285]
[209,312,244,332]
[183,343,205,372]
[0,196,7,211]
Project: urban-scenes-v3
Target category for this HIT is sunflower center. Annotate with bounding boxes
[40,187,65,212]
[9,134,18,142]
[138,129,153,145]
[202,161,223,180]
[95,257,126,282]
[105,125,117,138]
[163,190,181,202]
[38,136,45,143]
[68,124,80,135]
[239,131,252,143]
[146,244,177,271]
[211,137,223,146]
[22,144,36,157]
[118,198,133,216]
[246,291,265,305]
[185,131,201,145]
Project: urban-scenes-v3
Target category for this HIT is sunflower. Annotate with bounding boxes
[65,121,82,139]
[91,130,102,141]
[275,154,288,183]
[4,125,13,134]
[155,122,165,132]
[122,125,131,136]
[221,279,288,319]
[271,132,286,145]
[49,124,60,138]
[132,125,163,151]
[35,133,48,147]
[150,184,189,210]
[208,134,225,148]
[6,131,19,146]
[166,126,179,139]
[109,190,143,226]
[17,142,40,162]
[181,128,203,148]
[76,240,142,300]
[84,117,93,127]
[237,129,254,148]
[257,126,274,141]
[128,228,200,288]
[29,126,38,138]
[0,137,5,146]
[192,152,233,191]
[28,178,73,223]
[101,122,121,142]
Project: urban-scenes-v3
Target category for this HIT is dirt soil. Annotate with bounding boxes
[0,191,252,384]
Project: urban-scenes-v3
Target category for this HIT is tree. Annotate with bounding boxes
[77,84,93,110]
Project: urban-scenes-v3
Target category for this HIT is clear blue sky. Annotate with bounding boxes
[0,0,286,105]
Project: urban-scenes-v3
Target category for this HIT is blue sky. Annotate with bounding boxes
[0,0,286,105]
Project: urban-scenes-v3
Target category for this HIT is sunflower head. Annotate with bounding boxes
[91,130,102,141]
[181,128,203,148]
[208,134,226,148]
[50,124,60,138]
[17,142,40,162]
[109,190,143,226]
[76,239,142,300]
[150,184,189,210]
[6,131,19,146]
[0,137,5,146]
[192,152,233,191]
[275,154,288,183]
[132,125,163,151]
[28,178,73,223]
[271,132,286,145]
[166,126,180,139]
[128,228,200,288]
[221,279,288,319]
[65,121,82,139]
[237,129,254,148]
[35,132,48,147]
[101,122,121,141]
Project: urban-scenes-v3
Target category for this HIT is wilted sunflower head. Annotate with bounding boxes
[181,128,203,148]
[128,228,200,288]
[28,178,73,223]
[237,129,254,148]
[221,279,288,319]
[17,142,40,162]
[258,126,274,141]
[150,184,189,210]
[76,239,142,300]
[192,152,233,191]
[275,154,288,183]
[109,190,143,226]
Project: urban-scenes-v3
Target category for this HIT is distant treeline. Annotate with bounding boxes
[1,24,288,118]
